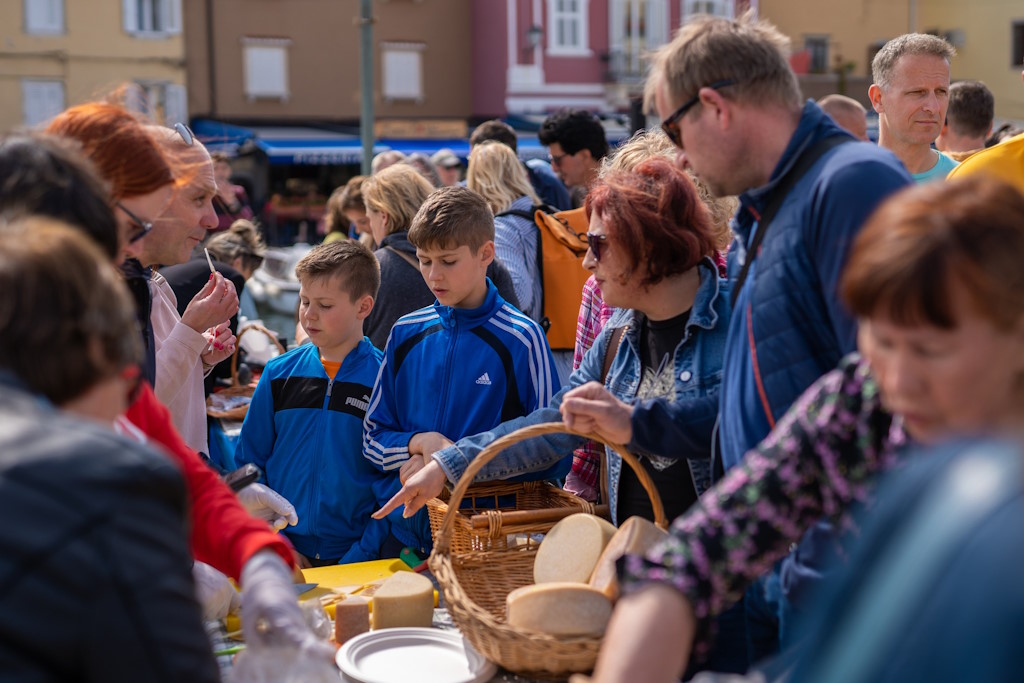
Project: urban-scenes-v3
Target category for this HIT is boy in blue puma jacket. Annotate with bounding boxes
[363,186,568,553]
[237,240,393,566]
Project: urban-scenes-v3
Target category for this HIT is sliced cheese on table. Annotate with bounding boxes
[589,516,669,600]
[506,582,612,637]
[371,571,434,629]
[334,595,370,644]
[533,513,617,584]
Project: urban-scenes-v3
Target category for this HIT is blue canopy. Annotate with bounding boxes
[190,119,551,165]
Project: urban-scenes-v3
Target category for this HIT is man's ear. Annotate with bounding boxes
[478,240,495,267]
[355,294,375,320]
[700,88,731,129]
[868,84,884,113]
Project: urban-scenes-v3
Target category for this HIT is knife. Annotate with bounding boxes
[294,582,319,595]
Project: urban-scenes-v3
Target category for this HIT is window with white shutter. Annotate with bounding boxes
[382,42,425,102]
[548,0,590,54]
[22,79,65,127]
[123,0,181,35]
[25,0,64,34]
[242,38,291,100]
[682,0,733,19]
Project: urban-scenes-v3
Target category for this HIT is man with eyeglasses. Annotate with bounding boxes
[538,108,609,208]
[560,12,911,679]
[139,123,239,458]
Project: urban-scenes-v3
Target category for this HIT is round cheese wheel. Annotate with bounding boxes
[506,582,612,637]
[588,515,668,600]
[533,513,617,584]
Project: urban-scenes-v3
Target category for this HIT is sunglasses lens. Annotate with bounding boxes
[587,235,603,261]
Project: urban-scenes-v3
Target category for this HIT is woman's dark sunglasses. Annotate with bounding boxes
[660,79,736,148]
[586,233,608,261]
[116,203,154,244]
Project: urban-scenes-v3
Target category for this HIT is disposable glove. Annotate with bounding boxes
[193,561,240,621]
[238,483,298,530]
[239,551,334,659]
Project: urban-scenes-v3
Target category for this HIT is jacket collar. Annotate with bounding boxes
[433,278,501,330]
[623,257,723,340]
[380,231,415,254]
[733,100,850,241]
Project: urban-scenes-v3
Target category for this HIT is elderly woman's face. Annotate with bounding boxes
[859,283,1024,444]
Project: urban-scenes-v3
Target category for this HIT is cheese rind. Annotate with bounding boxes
[506,583,612,637]
[370,571,434,629]
[533,513,617,584]
[588,516,668,600]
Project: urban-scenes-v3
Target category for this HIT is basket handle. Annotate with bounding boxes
[433,422,668,554]
[230,323,286,385]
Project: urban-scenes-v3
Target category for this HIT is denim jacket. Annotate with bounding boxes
[432,259,730,524]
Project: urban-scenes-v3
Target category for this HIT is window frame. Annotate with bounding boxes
[21,79,66,127]
[241,37,292,102]
[24,0,64,35]
[381,41,426,103]
[122,0,182,37]
[682,0,733,19]
[547,0,591,57]
[1012,21,1024,68]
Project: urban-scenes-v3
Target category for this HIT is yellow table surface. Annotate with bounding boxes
[225,557,434,632]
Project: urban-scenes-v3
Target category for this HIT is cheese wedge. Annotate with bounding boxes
[533,513,617,584]
[334,595,370,644]
[506,583,612,637]
[588,516,669,600]
[370,571,434,629]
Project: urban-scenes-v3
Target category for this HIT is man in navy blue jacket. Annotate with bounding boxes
[560,13,912,671]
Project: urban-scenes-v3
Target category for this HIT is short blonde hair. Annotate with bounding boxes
[467,141,539,214]
[601,128,735,250]
[362,164,435,235]
[644,11,801,114]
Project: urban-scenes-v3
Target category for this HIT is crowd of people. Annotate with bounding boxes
[2,10,1024,683]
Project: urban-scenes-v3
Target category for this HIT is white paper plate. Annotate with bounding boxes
[336,627,497,683]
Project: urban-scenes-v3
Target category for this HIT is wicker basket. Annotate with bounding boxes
[425,479,606,554]
[205,323,285,420]
[429,422,667,678]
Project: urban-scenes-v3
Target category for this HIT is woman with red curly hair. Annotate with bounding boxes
[375,157,731,527]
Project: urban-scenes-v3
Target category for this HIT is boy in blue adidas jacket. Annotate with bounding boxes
[236,240,394,566]
[363,186,569,553]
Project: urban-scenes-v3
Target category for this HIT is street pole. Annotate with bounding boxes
[359,0,374,176]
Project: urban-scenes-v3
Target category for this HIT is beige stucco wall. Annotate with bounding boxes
[759,0,1023,123]
[185,0,472,121]
[0,1,185,133]
[918,0,1024,122]
[760,0,914,81]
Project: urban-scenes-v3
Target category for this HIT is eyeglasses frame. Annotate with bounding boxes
[660,79,736,148]
[116,202,154,244]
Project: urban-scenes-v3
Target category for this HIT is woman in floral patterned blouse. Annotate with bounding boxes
[567,176,1024,683]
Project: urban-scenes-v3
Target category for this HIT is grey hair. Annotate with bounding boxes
[871,33,955,89]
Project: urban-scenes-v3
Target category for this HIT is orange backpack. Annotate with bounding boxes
[496,205,590,351]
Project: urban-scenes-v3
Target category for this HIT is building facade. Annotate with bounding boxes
[763,0,1024,123]
[472,0,749,117]
[0,0,187,134]
[183,0,473,123]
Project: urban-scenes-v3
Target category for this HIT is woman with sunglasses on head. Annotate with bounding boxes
[375,158,730,531]
[0,218,220,682]
[0,131,329,659]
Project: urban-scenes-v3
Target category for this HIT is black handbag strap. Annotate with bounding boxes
[731,134,851,306]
